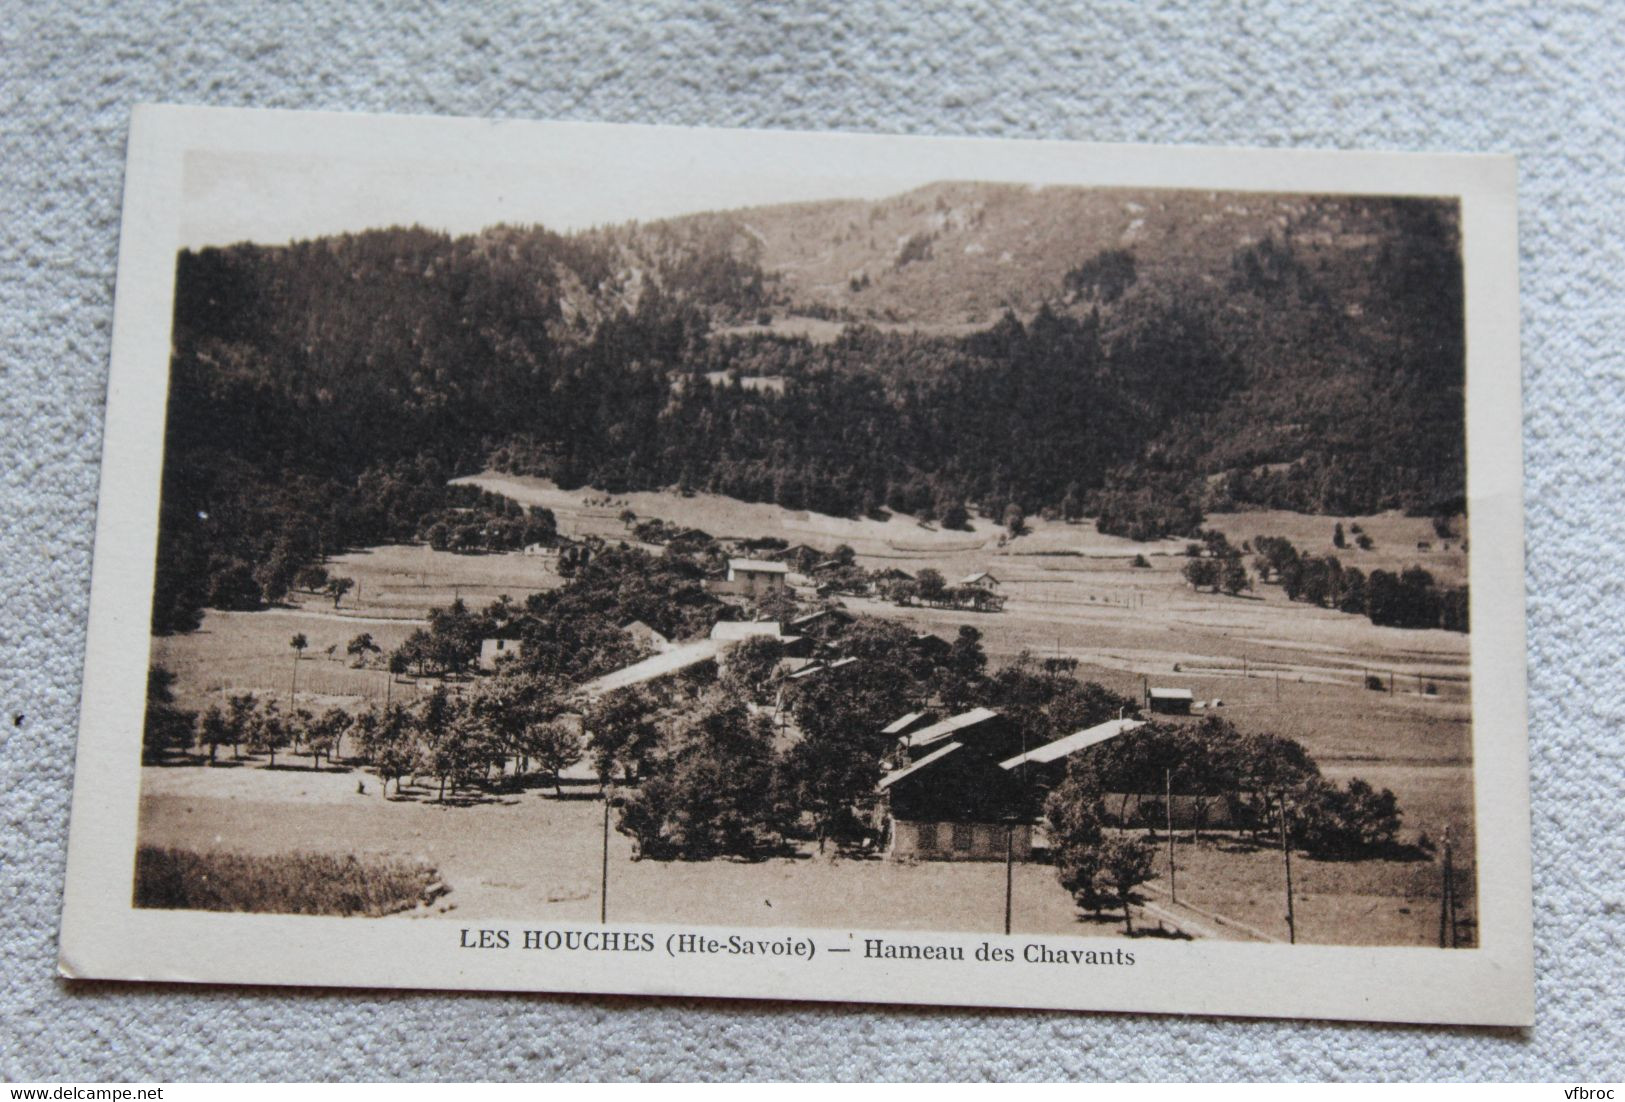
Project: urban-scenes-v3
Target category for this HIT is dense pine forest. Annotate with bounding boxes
[153,185,1465,634]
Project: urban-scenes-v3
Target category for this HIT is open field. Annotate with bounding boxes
[136,762,1460,944]
[710,314,994,344]
[143,478,1477,943]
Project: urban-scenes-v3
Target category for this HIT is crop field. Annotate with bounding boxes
[142,477,1476,943]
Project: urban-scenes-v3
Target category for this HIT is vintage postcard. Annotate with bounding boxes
[60,105,1531,1025]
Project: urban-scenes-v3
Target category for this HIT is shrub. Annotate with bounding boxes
[1131,554,1151,569]
[133,847,442,916]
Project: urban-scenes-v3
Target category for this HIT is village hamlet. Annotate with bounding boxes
[113,129,1488,958]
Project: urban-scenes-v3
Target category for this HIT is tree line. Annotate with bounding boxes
[155,200,1464,635]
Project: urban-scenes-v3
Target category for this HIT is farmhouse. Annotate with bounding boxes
[710,558,789,597]
[958,571,1000,590]
[477,631,522,670]
[789,607,854,639]
[1147,687,1195,715]
[878,735,1034,862]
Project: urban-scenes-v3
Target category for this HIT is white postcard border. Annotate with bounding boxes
[59,105,1532,1026]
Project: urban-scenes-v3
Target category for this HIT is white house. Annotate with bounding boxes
[478,635,519,670]
[710,558,789,597]
[958,571,1000,590]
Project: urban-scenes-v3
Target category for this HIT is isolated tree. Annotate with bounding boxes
[287,707,316,759]
[527,719,584,796]
[293,565,329,593]
[325,576,355,609]
[1221,559,1252,596]
[196,704,231,763]
[1333,522,1347,549]
[619,508,638,529]
[617,698,779,859]
[225,692,257,759]
[1181,558,1220,591]
[417,690,488,801]
[359,703,417,797]
[347,632,380,666]
[585,687,662,783]
[1003,502,1027,537]
[1098,835,1158,934]
[308,706,349,766]
[249,701,290,767]
[915,568,947,605]
[1045,762,1111,916]
[290,633,308,660]
[142,666,195,762]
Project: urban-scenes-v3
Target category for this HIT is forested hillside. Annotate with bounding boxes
[153,185,1464,633]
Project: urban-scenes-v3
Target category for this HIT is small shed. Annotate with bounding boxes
[1147,687,1195,715]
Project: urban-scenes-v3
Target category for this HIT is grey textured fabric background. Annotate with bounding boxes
[4,0,1621,1082]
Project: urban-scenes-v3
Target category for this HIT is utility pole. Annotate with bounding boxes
[601,791,613,924]
[1165,766,1177,905]
[1278,788,1296,944]
[1003,816,1016,935]
[1438,826,1456,948]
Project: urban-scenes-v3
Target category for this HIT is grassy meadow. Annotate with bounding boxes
[140,476,1476,943]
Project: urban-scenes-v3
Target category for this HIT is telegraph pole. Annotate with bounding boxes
[601,791,613,924]
[1003,815,1016,935]
[1165,766,1177,904]
[1438,826,1457,948]
[1278,788,1296,944]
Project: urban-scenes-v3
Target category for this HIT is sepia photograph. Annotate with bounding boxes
[59,106,1530,1024]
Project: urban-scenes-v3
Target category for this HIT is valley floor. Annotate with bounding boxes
[142,480,1476,946]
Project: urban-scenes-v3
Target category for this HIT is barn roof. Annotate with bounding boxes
[620,619,668,640]
[578,640,722,698]
[904,706,1002,751]
[730,558,788,574]
[882,711,928,735]
[877,742,963,791]
[790,607,854,628]
[710,620,784,642]
[999,718,1145,770]
[1149,687,1194,701]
